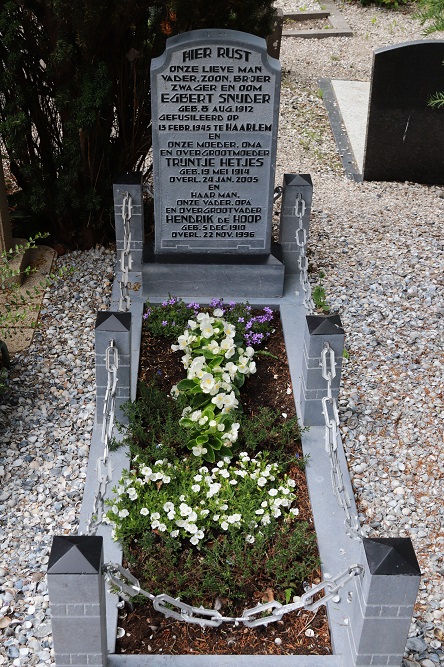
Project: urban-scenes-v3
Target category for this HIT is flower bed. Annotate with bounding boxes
[105,298,331,655]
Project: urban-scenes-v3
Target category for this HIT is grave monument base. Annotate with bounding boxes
[142,243,285,298]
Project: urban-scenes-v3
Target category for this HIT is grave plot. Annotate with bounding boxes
[320,40,444,184]
[47,29,421,667]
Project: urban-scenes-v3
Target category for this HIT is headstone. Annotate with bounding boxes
[363,40,444,185]
[151,29,281,255]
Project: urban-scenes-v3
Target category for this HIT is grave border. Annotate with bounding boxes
[282,2,353,39]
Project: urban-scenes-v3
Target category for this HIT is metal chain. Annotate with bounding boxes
[103,562,363,629]
[85,341,118,535]
[294,194,315,314]
[118,192,133,312]
[321,344,364,541]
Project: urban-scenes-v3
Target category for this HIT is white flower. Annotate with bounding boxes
[198,416,209,425]
[188,319,198,330]
[190,535,199,545]
[141,466,152,477]
[179,503,192,516]
[151,519,160,529]
[167,511,175,520]
[268,488,278,496]
[151,512,160,520]
[257,477,267,487]
[162,475,171,484]
[211,393,226,409]
[191,410,202,422]
[200,321,214,338]
[217,423,225,432]
[186,523,198,534]
[219,503,228,511]
[290,508,300,516]
[181,355,191,370]
[249,361,257,374]
[220,470,230,479]
[170,530,179,538]
[261,513,271,525]
[207,483,221,498]
[158,523,167,532]
[188,511,198,522]
[200,373,215,394]
[140,507,149,516]
[255,509,265,515]
[112,505,119,515]
[229,479,237,485]
[246,534,255,544]
[200,509,210,517]
[245,346,255,358]
[221,521,229,530]
[227,513,241,524]
[213,308,224,317]
[192,445,208,457]
[209,419,216,428]
[206,339,220,354]
[213,514,220,521]
[223,392,238,410]
[288,479,296,488]
[223,322,236,337]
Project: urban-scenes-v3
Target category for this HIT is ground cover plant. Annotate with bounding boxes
[106,297,330,655]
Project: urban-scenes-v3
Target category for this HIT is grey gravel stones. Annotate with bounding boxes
[0,247,114,666]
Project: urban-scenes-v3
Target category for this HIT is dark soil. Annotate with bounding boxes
[116,314,332,656]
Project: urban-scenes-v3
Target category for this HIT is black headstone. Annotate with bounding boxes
[363,40,444,185]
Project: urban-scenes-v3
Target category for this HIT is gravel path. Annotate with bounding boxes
[1,4,443,666]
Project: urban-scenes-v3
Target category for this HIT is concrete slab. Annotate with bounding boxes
[331,80,370,173]
[319,78,370,181]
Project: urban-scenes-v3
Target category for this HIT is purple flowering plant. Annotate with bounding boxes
[144,296,275,347]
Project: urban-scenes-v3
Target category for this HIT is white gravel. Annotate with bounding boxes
[0,4,443,665]
[276,2,444,664]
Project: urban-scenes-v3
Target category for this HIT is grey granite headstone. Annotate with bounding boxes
[151,29,281,254]
[363,40,444,185]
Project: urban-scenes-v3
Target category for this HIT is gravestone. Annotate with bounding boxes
[151,29,281,255]
[363,40,444,185]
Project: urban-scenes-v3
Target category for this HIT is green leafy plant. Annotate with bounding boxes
[312,270,329,312]
[0,0,276,246]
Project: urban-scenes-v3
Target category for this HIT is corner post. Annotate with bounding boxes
[279,173,313,274]
[47,536,107,667]
[95,311,132,424]
[300,313,344,426]
[113,172,145,270]
[345,537,421,667]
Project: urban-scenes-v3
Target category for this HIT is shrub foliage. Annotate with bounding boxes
[0,1,275,246]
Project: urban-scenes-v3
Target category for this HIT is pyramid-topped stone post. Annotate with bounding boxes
[95,311,132,425]
[345,537,421,667]
[47,535,107,667]
[300,313,345,426]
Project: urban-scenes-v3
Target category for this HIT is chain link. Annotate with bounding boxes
[85,341,118,535]
[321,344,364,541]
[103,562,363,629]
[294,194,315,314]
[118,192,133,312]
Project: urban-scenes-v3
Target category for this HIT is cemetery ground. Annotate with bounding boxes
[1,1,444,666]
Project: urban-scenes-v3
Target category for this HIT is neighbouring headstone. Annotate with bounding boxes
[363,40,444,185]
[151,29,281,255]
